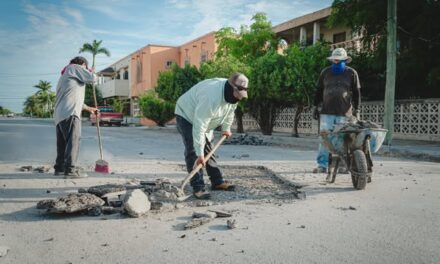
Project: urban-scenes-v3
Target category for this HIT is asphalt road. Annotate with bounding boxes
[0,117,317,166]
[1,118,439,264]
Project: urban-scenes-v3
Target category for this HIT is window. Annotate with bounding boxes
[200,51,208,63]
[136,59,142,83]
[165,60,174,69]
[123,71,129,80]
[333,32,346,43]
[184,58,190,66]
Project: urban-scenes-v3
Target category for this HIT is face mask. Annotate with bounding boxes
[331,60,346,74]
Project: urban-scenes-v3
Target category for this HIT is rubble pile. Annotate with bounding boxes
[224,134,271,146]
[334,119,382,133]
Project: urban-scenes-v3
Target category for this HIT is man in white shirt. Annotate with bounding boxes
[175,73,249,199]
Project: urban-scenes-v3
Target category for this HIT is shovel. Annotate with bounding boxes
[176,135,227,201]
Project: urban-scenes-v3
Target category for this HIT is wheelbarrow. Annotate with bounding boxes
[320,127,388,190]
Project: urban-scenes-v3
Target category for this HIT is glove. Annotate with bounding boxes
[313,107,320,120]
[353,109,360,120]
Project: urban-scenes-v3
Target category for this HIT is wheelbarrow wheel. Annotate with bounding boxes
[351,150,368,190]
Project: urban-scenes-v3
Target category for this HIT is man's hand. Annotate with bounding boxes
[195,155,205,168]
[353,109,360,120]
[86,106,99,115]
[222,131,232,138]
[313,107,320,120]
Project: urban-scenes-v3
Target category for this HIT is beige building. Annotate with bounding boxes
[273,7,360,50]
[97,55,131,114]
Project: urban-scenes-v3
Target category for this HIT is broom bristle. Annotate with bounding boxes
[95,159,110,173]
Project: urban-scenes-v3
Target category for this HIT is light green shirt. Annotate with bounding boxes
[175,78,237,156]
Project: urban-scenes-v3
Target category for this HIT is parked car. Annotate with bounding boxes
[7,113,14,118]
[90,106,123,127]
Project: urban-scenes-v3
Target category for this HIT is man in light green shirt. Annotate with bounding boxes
[175,72,249,199]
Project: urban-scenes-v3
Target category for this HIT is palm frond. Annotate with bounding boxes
[97,47,111,57]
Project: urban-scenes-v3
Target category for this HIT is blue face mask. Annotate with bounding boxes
[331,60,346,74]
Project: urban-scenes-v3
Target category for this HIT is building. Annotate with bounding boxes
[97,55,131,114]
[129,31,217,116]
[273,7,360,50]
[99,7,359,118]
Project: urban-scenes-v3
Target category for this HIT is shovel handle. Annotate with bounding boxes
[180,135,227,191]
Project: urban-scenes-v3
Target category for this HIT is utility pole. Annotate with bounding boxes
[384,0,397,145]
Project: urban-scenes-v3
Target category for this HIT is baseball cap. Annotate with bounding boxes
[228,72,249,98]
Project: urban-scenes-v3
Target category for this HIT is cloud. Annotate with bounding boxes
[64,7,84,24]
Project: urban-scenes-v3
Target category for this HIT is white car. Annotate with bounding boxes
[7,113,14,118]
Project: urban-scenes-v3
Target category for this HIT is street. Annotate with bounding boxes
[0,118,439,264]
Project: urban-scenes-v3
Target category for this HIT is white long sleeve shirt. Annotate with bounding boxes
[175,78,237,156]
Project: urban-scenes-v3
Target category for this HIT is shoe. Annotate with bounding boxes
[211,182,235,191]
[194,190,211,200]
[54,170,64,176]
[312,167,327,173]
[64,167,88,178]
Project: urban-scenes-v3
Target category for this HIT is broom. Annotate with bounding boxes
[92,81,110,173]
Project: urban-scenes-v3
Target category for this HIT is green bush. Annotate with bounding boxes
[139,92,175,126]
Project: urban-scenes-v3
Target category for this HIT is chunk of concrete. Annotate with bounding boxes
[0,246,9,257]
[87,184,126,197]
[123,189,150,217]
[36,193,105,213]
[192,211,217,219]
[184,217,212,230]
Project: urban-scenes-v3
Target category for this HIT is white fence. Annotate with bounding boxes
[237,99,440,141]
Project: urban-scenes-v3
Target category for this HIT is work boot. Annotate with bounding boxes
[54,170,64,176]
[312,167,327,173]
[211,181,235,191]
[193,190,211,200]
[64,167,88,179]
[53,165,64,176]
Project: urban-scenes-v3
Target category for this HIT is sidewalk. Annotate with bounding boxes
[243,131,440,162]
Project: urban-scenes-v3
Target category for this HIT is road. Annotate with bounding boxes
[0,118,439,264]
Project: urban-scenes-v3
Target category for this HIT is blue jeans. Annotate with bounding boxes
[176,115,224,192]
[316,114,348,169]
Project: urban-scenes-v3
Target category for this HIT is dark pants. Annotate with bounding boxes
[54,115,81,172]
[176,115,224,192]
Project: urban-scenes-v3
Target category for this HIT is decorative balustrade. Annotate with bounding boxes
[236,99,440,141]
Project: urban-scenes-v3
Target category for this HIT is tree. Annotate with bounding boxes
[139,92,175,126]
[155,63,201,103]
[284,43,330,136]
[33,80,54,116]
[0,106,11,115]
[328,0,440,99]
[79,40,111,112]
[79,40,111,69]
[248,50,289,135]
[215,13,281,134]
[23,94,43,117]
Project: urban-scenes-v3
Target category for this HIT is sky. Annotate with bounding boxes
[0,0,332,112]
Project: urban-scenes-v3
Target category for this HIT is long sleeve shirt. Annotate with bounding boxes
[314,66,361,116]
[175,78,237,156]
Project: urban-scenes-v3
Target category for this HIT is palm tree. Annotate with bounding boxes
[23,94,42,117]
[79,40,111,69]
[34,80,54,116]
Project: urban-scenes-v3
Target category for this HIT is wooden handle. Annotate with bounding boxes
[92,83,104,160]
[180,135,227,190]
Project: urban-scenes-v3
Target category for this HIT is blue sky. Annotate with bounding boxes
[0,0,332,112]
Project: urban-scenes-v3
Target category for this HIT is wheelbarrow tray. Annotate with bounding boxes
[321,128,388,154]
